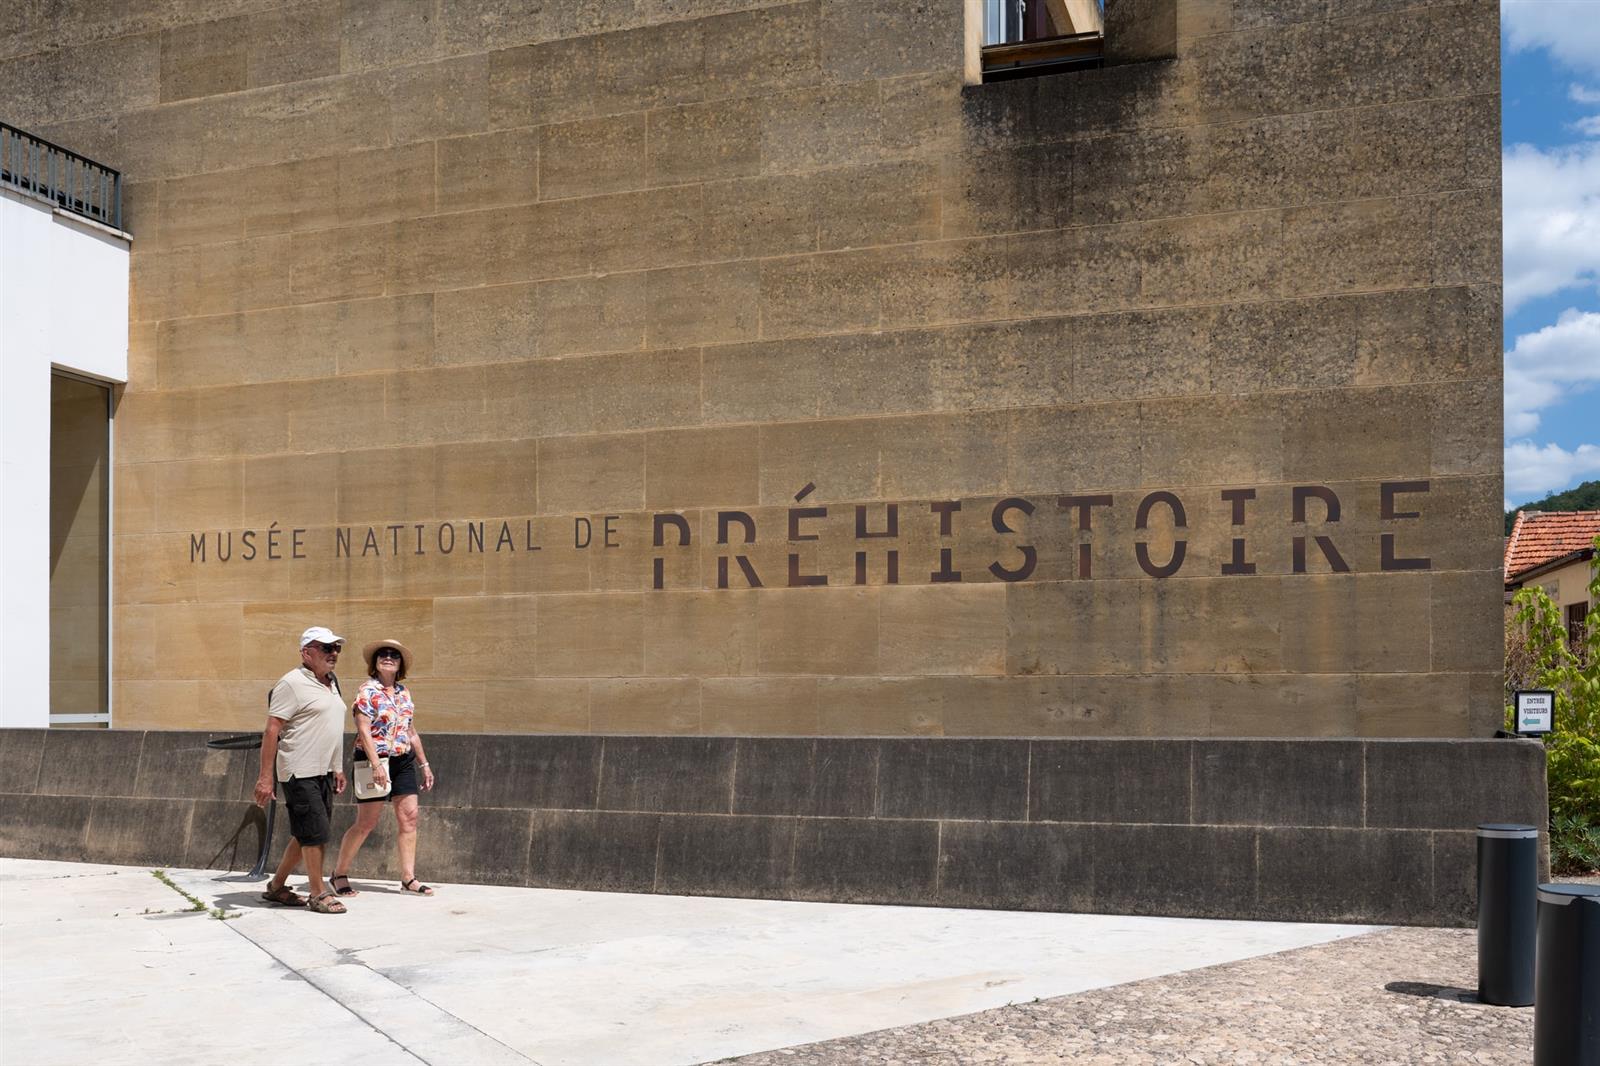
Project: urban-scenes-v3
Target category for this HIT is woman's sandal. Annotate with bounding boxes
[329,874,358,897]
[261,883,306,907]
[400,878,435,896]
[307,891,347,914]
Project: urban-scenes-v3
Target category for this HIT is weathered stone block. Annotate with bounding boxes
[402,732,479,810]
[482,679,592,733]
[878,584,1008,676]
[435,439,540,519]
[597,736,737,813]
[131,732,251,802]
[876,739,1029,821]
[760,81,884,173]
[590,678,703,734]
[1030,739,1191,823]
[819,0,962,82]
[418,806,534,886]
[471,734,600,810]
[541,113,647,200]
[944,141,1073,238]
[528,809,658,892]
[1278,573,1432,675]
[701,678,821,735]
[731,737,877,817]
[758,252,884,339]
[757,587,881,676]
[656,813,797,896]
[592,18,705,114]
[537,434,646,514]
[538,272,648,358]
[85,796,193,866]
[1193,740,1362,828]
[1085,824,1255,918]
[1355,673,1473,739]
[644,427,759,512]
[1103,0,1177,66]
[534,593,645,677]
[648,97,762,185]
[1257,827,1437,924]
[1428,828,1484,926]
[433,596,538,678]
[340,0,440,72]
[184,798,269,872]
[1365,740,1546,830]
[0,731,45,795]
[938,820,1092,911]
[437,128,539,212]
[790,817,939,903]
[703,2,822,98]
[642,591,759,677]
[646,262,761,348]
[37,730,146,796]
[0,795,92,860]
[486,36,595,130]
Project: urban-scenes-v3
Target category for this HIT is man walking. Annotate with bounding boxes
[255,626,349,914]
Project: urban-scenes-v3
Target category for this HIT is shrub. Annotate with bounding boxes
[1506,538,1600,875]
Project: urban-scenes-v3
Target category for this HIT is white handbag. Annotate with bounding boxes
[353,756,391,800]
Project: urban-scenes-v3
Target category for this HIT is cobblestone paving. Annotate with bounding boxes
[721,927,1535,1065]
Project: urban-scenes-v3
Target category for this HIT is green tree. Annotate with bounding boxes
[1504,478,1600,535]
[1506,537,1600,873]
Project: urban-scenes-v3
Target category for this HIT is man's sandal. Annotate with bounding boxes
[261,883,306,907]
[307,891,347,914]
[400,878,435,896]
[329,874,358,897]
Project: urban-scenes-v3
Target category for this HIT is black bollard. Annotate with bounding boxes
[1534,883,1600,1065]
[1476,823,1538,1006]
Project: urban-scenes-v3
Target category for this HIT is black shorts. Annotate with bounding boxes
[280,773,334,846]
[354,749,420,804]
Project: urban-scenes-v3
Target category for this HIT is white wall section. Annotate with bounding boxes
[0,188,129,728]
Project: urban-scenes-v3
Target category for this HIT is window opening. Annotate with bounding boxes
[980,0,1105,81]
[49,372,112,728]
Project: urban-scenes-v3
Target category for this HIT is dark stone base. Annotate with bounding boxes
[0,730,1547,926]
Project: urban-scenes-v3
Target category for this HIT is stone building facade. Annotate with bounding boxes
[1,1,1530,924]
[5,0,1503,739]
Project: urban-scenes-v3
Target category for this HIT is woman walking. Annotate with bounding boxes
[329,638,437,897]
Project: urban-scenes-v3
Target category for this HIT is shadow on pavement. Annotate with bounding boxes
[1384,981,1483,1004]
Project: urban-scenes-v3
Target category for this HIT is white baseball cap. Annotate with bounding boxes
[300,626,345,649]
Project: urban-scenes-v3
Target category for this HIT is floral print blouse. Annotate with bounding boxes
[351,677,415,758]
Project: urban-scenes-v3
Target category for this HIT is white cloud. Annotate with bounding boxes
[1505,440,1600,499]
[1503,2,1600,76]
[1503,141,1600,313]
[1576,115,1600,137]
[1504,308,1600,436]
[1573,84,1600,105]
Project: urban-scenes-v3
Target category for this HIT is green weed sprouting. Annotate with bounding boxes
[150,869,239,920]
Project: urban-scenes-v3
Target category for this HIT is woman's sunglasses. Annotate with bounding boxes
[375,649,402,661]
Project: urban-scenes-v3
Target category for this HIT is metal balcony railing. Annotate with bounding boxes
[1,122,122,231]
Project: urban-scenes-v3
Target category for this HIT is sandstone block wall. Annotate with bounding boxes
[2,0,1503,737]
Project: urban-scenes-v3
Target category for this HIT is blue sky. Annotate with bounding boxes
[1500,1,1600,508]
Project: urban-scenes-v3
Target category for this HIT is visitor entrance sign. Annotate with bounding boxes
[1514,690,1555,736]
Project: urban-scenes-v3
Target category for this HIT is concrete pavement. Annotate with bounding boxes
[1,858,1381,1065]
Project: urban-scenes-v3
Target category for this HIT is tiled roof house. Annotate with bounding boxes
[1504,510,1600,585]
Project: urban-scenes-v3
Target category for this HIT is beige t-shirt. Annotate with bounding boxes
[268,666,345,782]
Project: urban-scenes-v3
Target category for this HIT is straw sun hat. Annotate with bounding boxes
[362,638,413,674]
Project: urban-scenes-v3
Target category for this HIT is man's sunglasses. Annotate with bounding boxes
[312,642,342,654]
[375,649,402,661]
